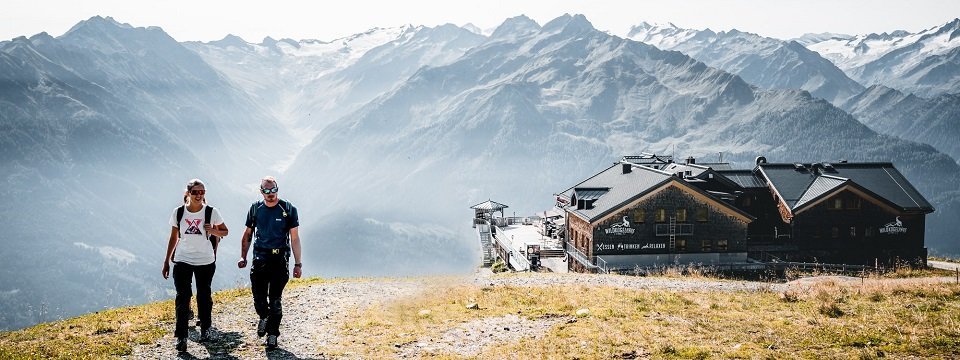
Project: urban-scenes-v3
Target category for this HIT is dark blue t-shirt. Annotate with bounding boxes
[245,200,299,250]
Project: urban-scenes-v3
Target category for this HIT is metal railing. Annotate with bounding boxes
[656,224,694,236]
[492,216,531,227]
[492,225,531,271]
[565,241,606,273]
[595,256,609,274]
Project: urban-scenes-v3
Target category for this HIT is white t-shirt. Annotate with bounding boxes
[168,205,224,266]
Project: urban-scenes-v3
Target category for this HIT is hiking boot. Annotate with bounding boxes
[199,328,211,342]
[256,317,268,337]
[265,335,278,350]
[176,337,187,352]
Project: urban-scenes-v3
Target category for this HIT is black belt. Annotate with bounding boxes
[253,247,288,255]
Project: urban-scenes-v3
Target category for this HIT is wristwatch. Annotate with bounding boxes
[294,263,302,267]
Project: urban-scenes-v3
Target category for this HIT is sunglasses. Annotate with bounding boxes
[190,189,206,195]
[261,187,279,194]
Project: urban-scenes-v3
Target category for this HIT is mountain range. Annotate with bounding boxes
[624,19,960,166]
[1,14,958,330]
[801,18,960,98]
[626,22,865,105]
[841,85,960,163]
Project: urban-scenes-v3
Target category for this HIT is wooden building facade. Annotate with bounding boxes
[561,162,754,273]
[559,156,934,272]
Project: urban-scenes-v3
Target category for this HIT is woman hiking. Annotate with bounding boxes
[162,178,228,352]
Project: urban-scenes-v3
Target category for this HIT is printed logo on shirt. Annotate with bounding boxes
[275,218,282,222]
[184,219,202,235]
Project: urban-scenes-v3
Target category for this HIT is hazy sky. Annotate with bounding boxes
[3,0,959,42]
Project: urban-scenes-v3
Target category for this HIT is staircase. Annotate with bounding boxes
[476,221,495,266]
[539,249,566,258]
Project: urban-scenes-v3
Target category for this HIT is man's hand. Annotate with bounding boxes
[162,261,170,279]
[293,264,302,278]
[237,258,247,268]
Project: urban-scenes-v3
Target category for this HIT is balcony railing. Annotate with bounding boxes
[655,223,694,236]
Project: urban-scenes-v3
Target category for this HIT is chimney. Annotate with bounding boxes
[811,163,823,175]
[685,156,696,164]
[622,163,632,174]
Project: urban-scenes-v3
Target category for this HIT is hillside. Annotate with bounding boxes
[1,271,958,359]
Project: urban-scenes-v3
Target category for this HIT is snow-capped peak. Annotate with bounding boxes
[626,21,701,49]
[792,32,854,46]
[266,25,412,60]
[805,18,960,71]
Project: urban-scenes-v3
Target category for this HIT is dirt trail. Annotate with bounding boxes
[130,271,952,359]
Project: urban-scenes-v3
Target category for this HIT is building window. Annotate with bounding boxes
[742,196,752,207]
[830,198,843,209]
[676,238,686,251]
[849,226,856,238]
[656,208,666,222]
[813,227,821,239]
[866,227,876,238]
[696,207,708,222]
[632,208,646,223]
[847,197,861,209]
[676,208,688,222]
[717,239,728,251]
[701,240,712,252]
[831,226,839,238]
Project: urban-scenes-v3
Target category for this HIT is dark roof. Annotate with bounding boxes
[560,163,673,221]
[560,162,754,223]
[716,170,766,189]
[621,154,673,164]
[829,164,932,210]
[574,188,609,201]
[662,163,709,177]
[757,163,933,213]
[794,175,847,209]
[697,162,733,170]
[470,200,509,211]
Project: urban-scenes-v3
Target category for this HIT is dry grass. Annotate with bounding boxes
[629,264,723,279]
[2,274,958,359]
[0,277,327,359]
[331,276,960,359]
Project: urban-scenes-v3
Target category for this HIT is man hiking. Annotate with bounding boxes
[238,176,302,350]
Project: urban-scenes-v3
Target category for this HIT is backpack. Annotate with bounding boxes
[176,205,221,254]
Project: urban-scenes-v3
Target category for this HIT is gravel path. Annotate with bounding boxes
[473,271,788,292]
[131,270,949,359]
[128,279,425,359]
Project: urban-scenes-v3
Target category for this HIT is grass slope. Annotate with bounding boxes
[0,273,958,359]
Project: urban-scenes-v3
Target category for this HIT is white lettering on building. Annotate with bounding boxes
[604,216,635,235]
[880,216,907,235]
[598,242,667,251]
